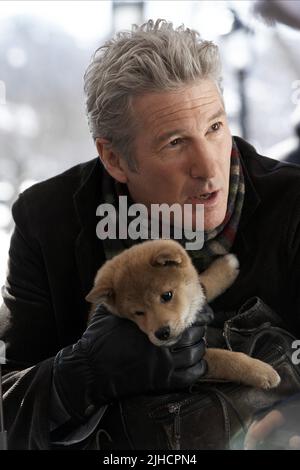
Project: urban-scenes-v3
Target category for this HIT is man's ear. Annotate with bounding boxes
[96,138,128,184]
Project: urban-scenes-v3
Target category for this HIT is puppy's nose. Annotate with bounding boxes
[155,326,170,341]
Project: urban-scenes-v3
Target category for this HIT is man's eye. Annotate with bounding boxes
[168,138,182,147]
[210,122,222,132]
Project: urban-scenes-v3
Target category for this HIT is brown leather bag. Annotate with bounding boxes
[81,297,300,450]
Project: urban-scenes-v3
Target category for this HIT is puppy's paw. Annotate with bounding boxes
[246,360,281,390]
[223,253,239,272]
[199,253,240,302]
[215,254,239,284]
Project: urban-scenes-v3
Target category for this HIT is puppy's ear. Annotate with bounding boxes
[151,248,184,267]
[85,264,115,307]
[85,284,114,305]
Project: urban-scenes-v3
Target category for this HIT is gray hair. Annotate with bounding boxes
[84,19,223,170]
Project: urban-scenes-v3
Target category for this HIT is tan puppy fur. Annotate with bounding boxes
[86,239,280,390]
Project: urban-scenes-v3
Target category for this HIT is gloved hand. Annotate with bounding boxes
[52,304,208,423]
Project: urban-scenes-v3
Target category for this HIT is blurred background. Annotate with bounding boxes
[0,0,300,285]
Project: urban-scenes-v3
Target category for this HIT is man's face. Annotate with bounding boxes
[122,80,232,231]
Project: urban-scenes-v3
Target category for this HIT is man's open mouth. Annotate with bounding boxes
[187,190,219,204]
[197,193,213,200]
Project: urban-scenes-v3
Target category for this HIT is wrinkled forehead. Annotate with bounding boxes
[132,80,225,141]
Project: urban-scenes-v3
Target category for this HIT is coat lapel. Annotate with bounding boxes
[73,158,105,297]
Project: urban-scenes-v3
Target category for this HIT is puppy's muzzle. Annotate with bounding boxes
[154,326,170,341]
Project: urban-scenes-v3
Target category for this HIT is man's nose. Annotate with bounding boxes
[189,143,217,180]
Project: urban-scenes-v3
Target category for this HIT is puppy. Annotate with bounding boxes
[86,239,280,390]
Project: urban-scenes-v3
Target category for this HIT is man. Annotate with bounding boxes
[1,19,300,449]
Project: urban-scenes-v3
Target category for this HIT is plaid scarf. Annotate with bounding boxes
[100,138,245,273]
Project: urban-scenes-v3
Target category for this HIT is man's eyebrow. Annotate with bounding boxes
[207,108,226,123]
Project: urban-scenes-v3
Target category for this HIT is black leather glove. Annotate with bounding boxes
[52,305,209,423]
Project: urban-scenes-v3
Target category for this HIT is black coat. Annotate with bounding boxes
[1,136,300,448]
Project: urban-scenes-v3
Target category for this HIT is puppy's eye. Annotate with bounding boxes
[135,311,145,316]
[160,291,173,303]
